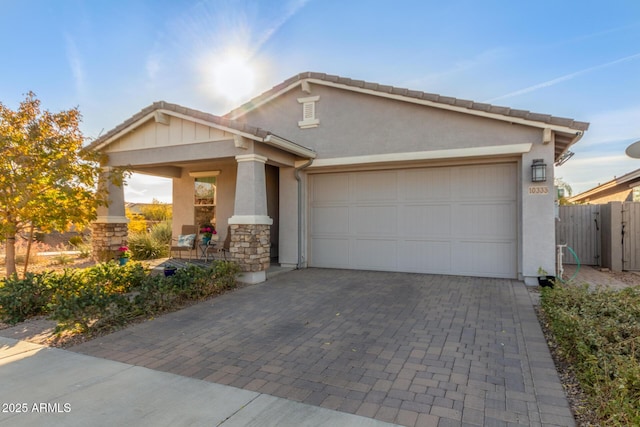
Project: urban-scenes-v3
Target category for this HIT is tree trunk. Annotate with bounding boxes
[23,225,35,279]
[5,235,17,278]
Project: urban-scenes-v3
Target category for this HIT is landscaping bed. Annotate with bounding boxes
[537,281,640,426]
[0,260,240,348]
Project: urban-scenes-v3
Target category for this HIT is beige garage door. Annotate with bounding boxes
[309,163,517,278]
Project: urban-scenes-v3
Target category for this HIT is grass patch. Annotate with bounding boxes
[541,282,640,425]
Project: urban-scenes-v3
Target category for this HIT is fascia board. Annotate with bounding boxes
[308,143,532,168]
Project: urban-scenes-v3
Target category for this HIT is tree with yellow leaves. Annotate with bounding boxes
[0,92,110,277]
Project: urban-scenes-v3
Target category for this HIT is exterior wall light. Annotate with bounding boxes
[531,159,547,182]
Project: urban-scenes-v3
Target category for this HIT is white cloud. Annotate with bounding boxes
[485,52,640,103]
[65,34,85,95]
[254,0,311,53]
[403,48,506,90]
[578,106,640,147]
[124,174,172,203]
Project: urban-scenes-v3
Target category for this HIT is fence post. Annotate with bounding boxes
[604,202,623,272]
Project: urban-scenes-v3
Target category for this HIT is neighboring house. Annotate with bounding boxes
[88,72,589,285]
[568,168,640,204]
[125,202,152,215]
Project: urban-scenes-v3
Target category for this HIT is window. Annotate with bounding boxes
[194,176,216,228]
[298,96,320,128]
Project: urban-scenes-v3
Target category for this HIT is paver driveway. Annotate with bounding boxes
[71,269,574,427]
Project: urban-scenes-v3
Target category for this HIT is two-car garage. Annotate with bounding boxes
[309,163,518,278]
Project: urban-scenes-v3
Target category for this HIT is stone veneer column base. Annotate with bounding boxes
[92,222,128,262]
[229,224,271,280]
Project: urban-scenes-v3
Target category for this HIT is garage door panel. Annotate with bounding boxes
[353,239,397,270]
[309,164,517,279]
[403,205,451,238]
[312,174,350,202]
[403,169,451,201]
[355,205,397,235]
[454,241,517,278]
[456,203,516,239]
[312,206,349,234]
[456,164,517,200]
[355,171,397,201]
[311,238,350,268]
[399,240,452,273]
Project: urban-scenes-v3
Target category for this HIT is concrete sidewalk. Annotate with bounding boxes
[0,337,397,427]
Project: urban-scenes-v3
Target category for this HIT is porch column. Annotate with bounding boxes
[92,167,129,262]
[228,154,272,284]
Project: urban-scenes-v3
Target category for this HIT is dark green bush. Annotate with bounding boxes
[48,262,146,332]
[133,262,240,313]
[0,259,239,337]
[0,272,57,324]
[541,283,640,425]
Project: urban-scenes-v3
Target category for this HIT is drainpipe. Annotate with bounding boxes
[295,158,314,269]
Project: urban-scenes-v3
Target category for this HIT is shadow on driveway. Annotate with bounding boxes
[71,268,574,427]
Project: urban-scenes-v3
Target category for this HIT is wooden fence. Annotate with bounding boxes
[556,204,601,266]
[557,202,640,271]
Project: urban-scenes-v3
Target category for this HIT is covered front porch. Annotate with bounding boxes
[88,102,315,284]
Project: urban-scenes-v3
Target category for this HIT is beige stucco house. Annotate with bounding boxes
[568,168,640,204]
[89,72,589,285]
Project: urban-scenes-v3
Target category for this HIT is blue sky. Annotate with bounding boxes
[1,0,639,202]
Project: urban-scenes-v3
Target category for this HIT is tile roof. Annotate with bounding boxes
[226,71,590,132]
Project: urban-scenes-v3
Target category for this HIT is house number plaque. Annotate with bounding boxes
[528,186,549,195]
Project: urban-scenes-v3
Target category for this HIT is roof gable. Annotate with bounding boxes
[225,72,590,161]
[87,101,315,158]
[226,72,590,131]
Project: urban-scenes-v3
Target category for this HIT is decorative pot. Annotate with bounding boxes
[119,257,129,266]
[202,236,211,245]
[164,267,177,277]
[538,275,555,288]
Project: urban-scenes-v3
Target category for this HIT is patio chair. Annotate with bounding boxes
[169,225,197,260]
[204,226,231,262]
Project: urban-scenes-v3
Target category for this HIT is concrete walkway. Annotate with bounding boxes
[561,264,636,290]
[66,269,575,427]
[0,337,396,427]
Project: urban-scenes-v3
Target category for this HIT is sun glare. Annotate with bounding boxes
[212,55,256,103]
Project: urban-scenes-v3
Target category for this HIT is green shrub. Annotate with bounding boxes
[1,258,239,339]
[0,272,57,324]
[541,283,640,425]
[47,262,146,332]
[135,262,239,307]
[150,220,172,245]
[128,232,168,260]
